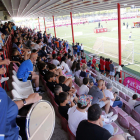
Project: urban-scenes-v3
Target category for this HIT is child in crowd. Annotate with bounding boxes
[79,78,89,95]
[128,94,138,109]
[58,76,76,94]
[91,56,96,69]
[52,47,56,55]
[54,85,63,105]
[87,60,91,67]
[45,71,58,92]
[58,92,75,120]
[39,62,48,78]
[81,56,86,64]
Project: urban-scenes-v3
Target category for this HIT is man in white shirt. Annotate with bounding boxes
[114,65,124,80]
[79,78,89,95]
[80,43,84,56]
[31,40,42,51]
[68,95,117,136]
[128,94,138,109]
[66,55,71,68]
[104,83,123,108]
[51,54,60,66]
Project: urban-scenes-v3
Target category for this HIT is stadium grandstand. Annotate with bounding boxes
[1,0,140,140]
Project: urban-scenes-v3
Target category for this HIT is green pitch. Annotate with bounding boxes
[47,18,140,76]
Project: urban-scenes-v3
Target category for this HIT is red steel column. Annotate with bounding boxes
[118,3,122,83]
[70,12,75,44]
[52,16,56,38]
[43,17,47,33]
[38,17,41,31]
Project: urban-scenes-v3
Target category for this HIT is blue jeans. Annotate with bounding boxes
[87,72,95,83]
[112,101,123,108]
[48,42,52,48]
[103,121,114,135]
[65,71,74,77]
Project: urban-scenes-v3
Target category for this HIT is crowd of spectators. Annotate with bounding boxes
[0,21,138,140]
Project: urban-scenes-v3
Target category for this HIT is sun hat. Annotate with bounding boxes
[78,95,93,107]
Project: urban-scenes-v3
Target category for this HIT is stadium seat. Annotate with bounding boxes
[13,66,18,72]
[129,123,140,140]
[11,89,26,99]
[110,106,128,117]
[112,81,117,87]
[119,91,126,100]
[67,125,76,140]
[118,113,139,129]
[122,88,128,95]
[60,116,68,132]
[123,102,132,115]
[12,75,32,89]
[131,109,140,123]
[126,95,131,102]
[111,122,124,135]
[12,70,17,76]
[117,84,122,91]
[112,87,119,93]
[12,82,34,98]
[128,91,134,97]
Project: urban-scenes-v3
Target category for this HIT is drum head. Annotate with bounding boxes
[26,100,55,140]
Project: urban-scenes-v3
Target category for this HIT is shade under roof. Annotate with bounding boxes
[1,0,140,18]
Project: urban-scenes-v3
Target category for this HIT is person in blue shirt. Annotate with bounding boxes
[59,38,62,49]
[12,24,16,31]
[0,87,42,140]
[77,43,81,56]
[17,53,43,93]
[65,40,69,52]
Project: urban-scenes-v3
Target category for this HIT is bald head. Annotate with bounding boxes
[109,135,125,140]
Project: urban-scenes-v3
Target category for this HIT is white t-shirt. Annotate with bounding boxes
[48,36,52,43]
[68,105,87,136]
[60,61,70,73]
[116,66,122,72]
[78,84,89,96]
[81,45,84,50]
[51,59,60,66]
[66,59,71,68]
[32,44,40,50]
[128,99,136,109]
[74,70,81,78]
[104,89,114,106]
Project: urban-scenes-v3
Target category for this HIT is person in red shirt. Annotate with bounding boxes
[105,58,110,77]
[57,53,61,62]
[99,56,103,72]
[52,48,56,55]
[100,57,105,74]
[81,57,86,64]
[91,56,96,69]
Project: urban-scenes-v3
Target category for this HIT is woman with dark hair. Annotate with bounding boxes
[74,62,81,78]
[71,61,77,73]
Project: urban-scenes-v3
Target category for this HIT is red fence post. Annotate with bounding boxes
[117,3,122,83]
[52,16,56,38]
[70,12,75,44]
[43,17,47,33]
[38,17,41,31]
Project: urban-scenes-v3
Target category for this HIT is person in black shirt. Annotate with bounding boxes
[58,76,76,94]
[58,92,75,120]
[76,104,112,140]
[45,71,58,92]
[39,62,48,78]
[53,85,63,105]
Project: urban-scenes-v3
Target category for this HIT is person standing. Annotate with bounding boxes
[80,43,84,56]
[109,60,115,80]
